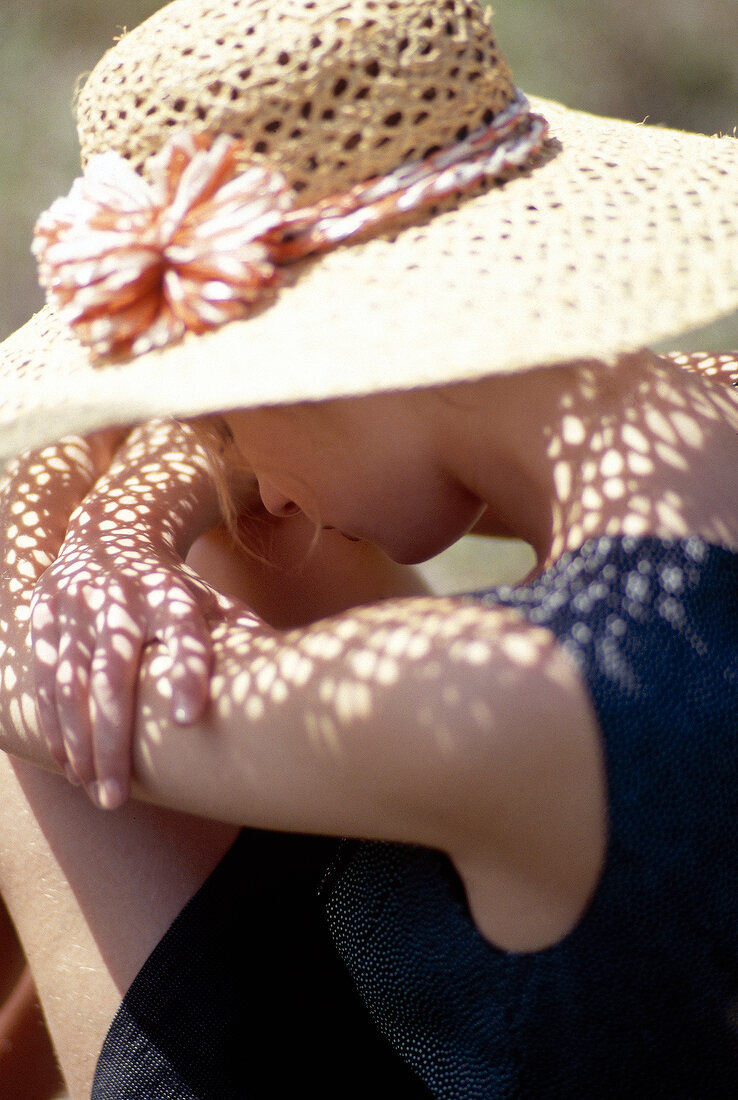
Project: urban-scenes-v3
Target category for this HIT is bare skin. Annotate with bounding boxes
[0,897,64,1100]
[0,349,735,1095]
[19,351,738,919]
[0,428,429,1095]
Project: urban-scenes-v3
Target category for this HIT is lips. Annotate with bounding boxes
[322,525,361,542]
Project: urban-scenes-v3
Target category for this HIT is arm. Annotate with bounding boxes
[0,430,126,763]
[29,418,234,805]
[127,586,605,951]
[28,416,431,807]
[4,428,604,950]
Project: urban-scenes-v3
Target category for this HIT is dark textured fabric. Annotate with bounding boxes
[92,828,432,1098]
[323,536,738,1097]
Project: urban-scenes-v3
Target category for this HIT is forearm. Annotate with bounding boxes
[67,418,226,560]
[124,585,588,872]
[0,419,221,767]
[12,411,429,803]
[126,592,457,834]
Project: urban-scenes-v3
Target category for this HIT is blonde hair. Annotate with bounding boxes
[187,413,322,567]
[188,414,243,531]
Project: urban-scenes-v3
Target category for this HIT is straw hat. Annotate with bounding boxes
[1,0,737,464]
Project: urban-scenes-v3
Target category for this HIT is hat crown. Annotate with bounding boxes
[75,0,515,201]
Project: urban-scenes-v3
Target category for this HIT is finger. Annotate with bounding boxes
[55,585,136,788]
[86,638,140,811]
[31,598,68,771]
[162,612,213,725]
[54,635,96,787]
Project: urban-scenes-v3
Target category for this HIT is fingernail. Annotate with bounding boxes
[64,765,82,787]
[89,779,125,811]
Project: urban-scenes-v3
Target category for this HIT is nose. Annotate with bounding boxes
[258,477,300,518]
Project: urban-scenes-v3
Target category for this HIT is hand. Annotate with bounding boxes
[26,417,238,810]
[30,522,233,810]
[0,432,128,763]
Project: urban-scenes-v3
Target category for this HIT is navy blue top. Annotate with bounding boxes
[322,536,738,1097]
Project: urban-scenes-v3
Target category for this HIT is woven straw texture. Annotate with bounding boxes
[76,0,516,203]
[1,0,737,463]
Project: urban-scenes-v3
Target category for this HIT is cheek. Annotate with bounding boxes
[224,408,299,463]
[224,412,301,485]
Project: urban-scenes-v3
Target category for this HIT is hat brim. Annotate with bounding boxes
[2,96,737,464]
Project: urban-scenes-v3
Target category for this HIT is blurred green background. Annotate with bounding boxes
[1,0,737,347]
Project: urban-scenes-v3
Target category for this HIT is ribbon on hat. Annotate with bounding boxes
[33,90,547,361]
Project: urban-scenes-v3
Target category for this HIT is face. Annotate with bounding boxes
[223,391,484,564]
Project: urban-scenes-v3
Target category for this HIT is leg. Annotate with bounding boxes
[0,893,64,1100]
[0,960,65,1100]
[0,753,238,1099]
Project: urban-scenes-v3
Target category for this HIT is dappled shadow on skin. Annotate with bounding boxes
[0,352,734,783]
[0,347,734,1098]
[28,422,231,786]
[125,353,738,829]
[0,436,95,763]
[133,579,582,879]
[0,421,256,783]
[544,351,738,563]
[670,350,738,387]
[0,347,733,960]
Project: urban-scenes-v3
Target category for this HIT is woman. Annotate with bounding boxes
[0,0,737,1095]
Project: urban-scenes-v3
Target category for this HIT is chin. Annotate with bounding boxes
[383,529,465,566]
